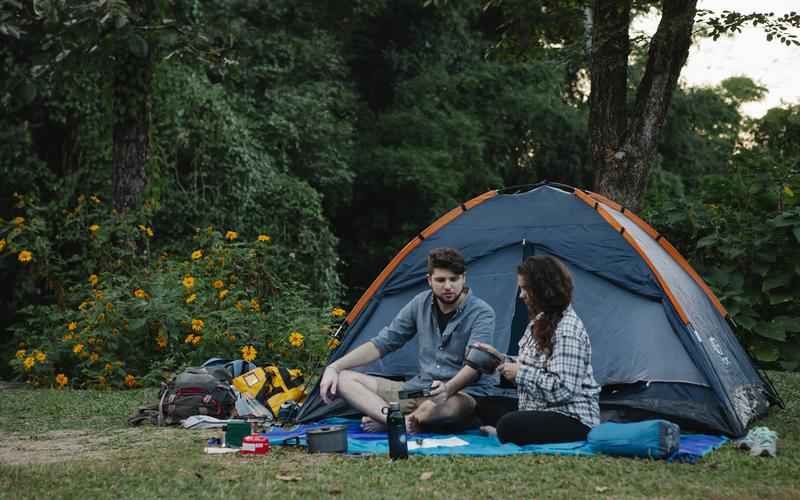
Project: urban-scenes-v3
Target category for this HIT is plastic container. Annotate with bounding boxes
[240,434,270,455]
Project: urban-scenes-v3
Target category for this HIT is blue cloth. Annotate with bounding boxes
[370,289,497,393]
[264,418,726,461]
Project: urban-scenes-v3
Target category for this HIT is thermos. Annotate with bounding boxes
[383,401,408,460]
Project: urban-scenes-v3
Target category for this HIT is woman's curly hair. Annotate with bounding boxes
[517,255,574,357]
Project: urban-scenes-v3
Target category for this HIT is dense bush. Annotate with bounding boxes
[2,196,345,388]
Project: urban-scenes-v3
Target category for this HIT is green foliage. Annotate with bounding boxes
[2,197,344,388]
[647,104,800,370]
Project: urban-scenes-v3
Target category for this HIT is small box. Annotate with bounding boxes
[224,420,250,448]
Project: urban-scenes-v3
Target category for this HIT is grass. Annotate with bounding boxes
[1,371,799,500]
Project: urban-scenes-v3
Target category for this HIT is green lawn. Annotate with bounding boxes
[2,371,799,500]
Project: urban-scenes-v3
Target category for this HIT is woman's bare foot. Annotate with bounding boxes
[479,425,497,437]
[360,416,387,432]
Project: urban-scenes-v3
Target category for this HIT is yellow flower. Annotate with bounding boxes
[94,290,104,300]
[156,335,167,348]
[331,307,346,319]
[218,289,229,300]
[184,334,195,344]
[785,184,795,198]
[104,362,113,372]
[68,322,78,331]
[90,195,101,204]
[185,293,197,304]
[146,227,154,238]
[289,331,304,348]
[98,375,107,386]
[0,239,6,252]
[134,288,146,299]
[288,368,303,378]
[327,338,341,350]
[18,250,32,263]
[89,274,99,286]
[124,374,136,388]
[191,249,203,260]
[73,344,84,354]
[182,275,195,289]
[241,344,257,362]
[78,301,91,311]
[106,303,113,311]
[257,234,271,242]
[16,349,26,359]
[225,331,236,342]
[55,373,68,388]
[89,224,100,234]
[191,335,202,346]
[212,279,223,289]
[35,351,46,362]
[235,301,244,312]
[63,334,73,341]
[225,230,238,241]
[191,319,204,332]
[137,224,146,232]
[89,352,99,364]
[23,356,35,370]
[250,298,260,312]
[13,216,25,227]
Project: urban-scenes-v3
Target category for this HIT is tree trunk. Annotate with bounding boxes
[590,0,697,211]
[112,54,152,213]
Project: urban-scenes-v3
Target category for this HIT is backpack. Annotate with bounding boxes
[128,365,236,426]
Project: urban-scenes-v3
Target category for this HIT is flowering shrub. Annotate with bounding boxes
[2,195,345,389]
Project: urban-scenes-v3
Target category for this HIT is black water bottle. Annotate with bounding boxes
[383,401,408,460]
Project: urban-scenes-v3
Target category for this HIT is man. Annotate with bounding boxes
[320,247,496,433]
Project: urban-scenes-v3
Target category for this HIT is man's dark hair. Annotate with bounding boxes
[427,248,466,275]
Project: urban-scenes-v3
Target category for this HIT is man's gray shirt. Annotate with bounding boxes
[370,289,497,394]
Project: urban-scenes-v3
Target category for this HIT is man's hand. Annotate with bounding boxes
[499,361,519,382]
[320,365,340,404]
[428,380,451,405]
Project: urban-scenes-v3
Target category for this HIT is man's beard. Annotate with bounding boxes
[436,288,463,305]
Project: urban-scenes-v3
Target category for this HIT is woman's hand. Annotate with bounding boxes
[498,361,519,382]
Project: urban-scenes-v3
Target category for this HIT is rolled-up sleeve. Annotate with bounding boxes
[370,298,419,355]
[465,307,495,355]
[515,333,586,405]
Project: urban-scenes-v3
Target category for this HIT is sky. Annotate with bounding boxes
[636,0,800,117]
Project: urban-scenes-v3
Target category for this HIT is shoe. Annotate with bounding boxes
[745,427,778,457]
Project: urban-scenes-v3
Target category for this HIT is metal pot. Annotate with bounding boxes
[306,425,348,454]
[465,344,504,374]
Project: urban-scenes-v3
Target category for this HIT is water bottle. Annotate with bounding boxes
[382,402,408,460]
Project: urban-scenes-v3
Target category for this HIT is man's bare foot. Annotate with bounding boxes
[405,413,423,434]
[360,416,387,433]
[479,425,497,437]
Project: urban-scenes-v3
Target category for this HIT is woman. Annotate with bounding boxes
[479,255,600,445]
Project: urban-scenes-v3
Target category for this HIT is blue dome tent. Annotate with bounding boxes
[297,183,780,436]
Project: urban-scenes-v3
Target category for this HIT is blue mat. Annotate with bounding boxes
[264,418,727,463]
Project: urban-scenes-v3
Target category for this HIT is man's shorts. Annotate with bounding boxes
[373,377,474,415]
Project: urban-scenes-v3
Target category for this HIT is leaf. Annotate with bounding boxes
[768,290,795,305]
[735,315,757,330]
[793,226,800,243]
[420,472,433,480]
[762,273,792,292]
[774,316,800,333]
[752,344,780,362]
[755,322,786,342]
[595,486,609,493]
[127,34,149,58]
[696,234,718,249]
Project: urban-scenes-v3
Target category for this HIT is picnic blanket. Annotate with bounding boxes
[264,418,727,463]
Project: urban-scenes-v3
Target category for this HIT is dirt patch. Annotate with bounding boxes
[0,427,190,466]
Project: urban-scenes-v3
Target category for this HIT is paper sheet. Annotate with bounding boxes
[407,437,469,450]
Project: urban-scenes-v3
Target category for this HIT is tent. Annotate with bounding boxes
[297,183,780,436]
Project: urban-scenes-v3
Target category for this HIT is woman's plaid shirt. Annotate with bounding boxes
[511,304,600,427]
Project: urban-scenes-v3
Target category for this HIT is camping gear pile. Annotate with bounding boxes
[128,358,306,428]
[299,183,781,438]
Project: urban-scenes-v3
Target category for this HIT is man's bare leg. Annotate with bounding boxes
[337,370,391,432]
[405,394,476,434]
